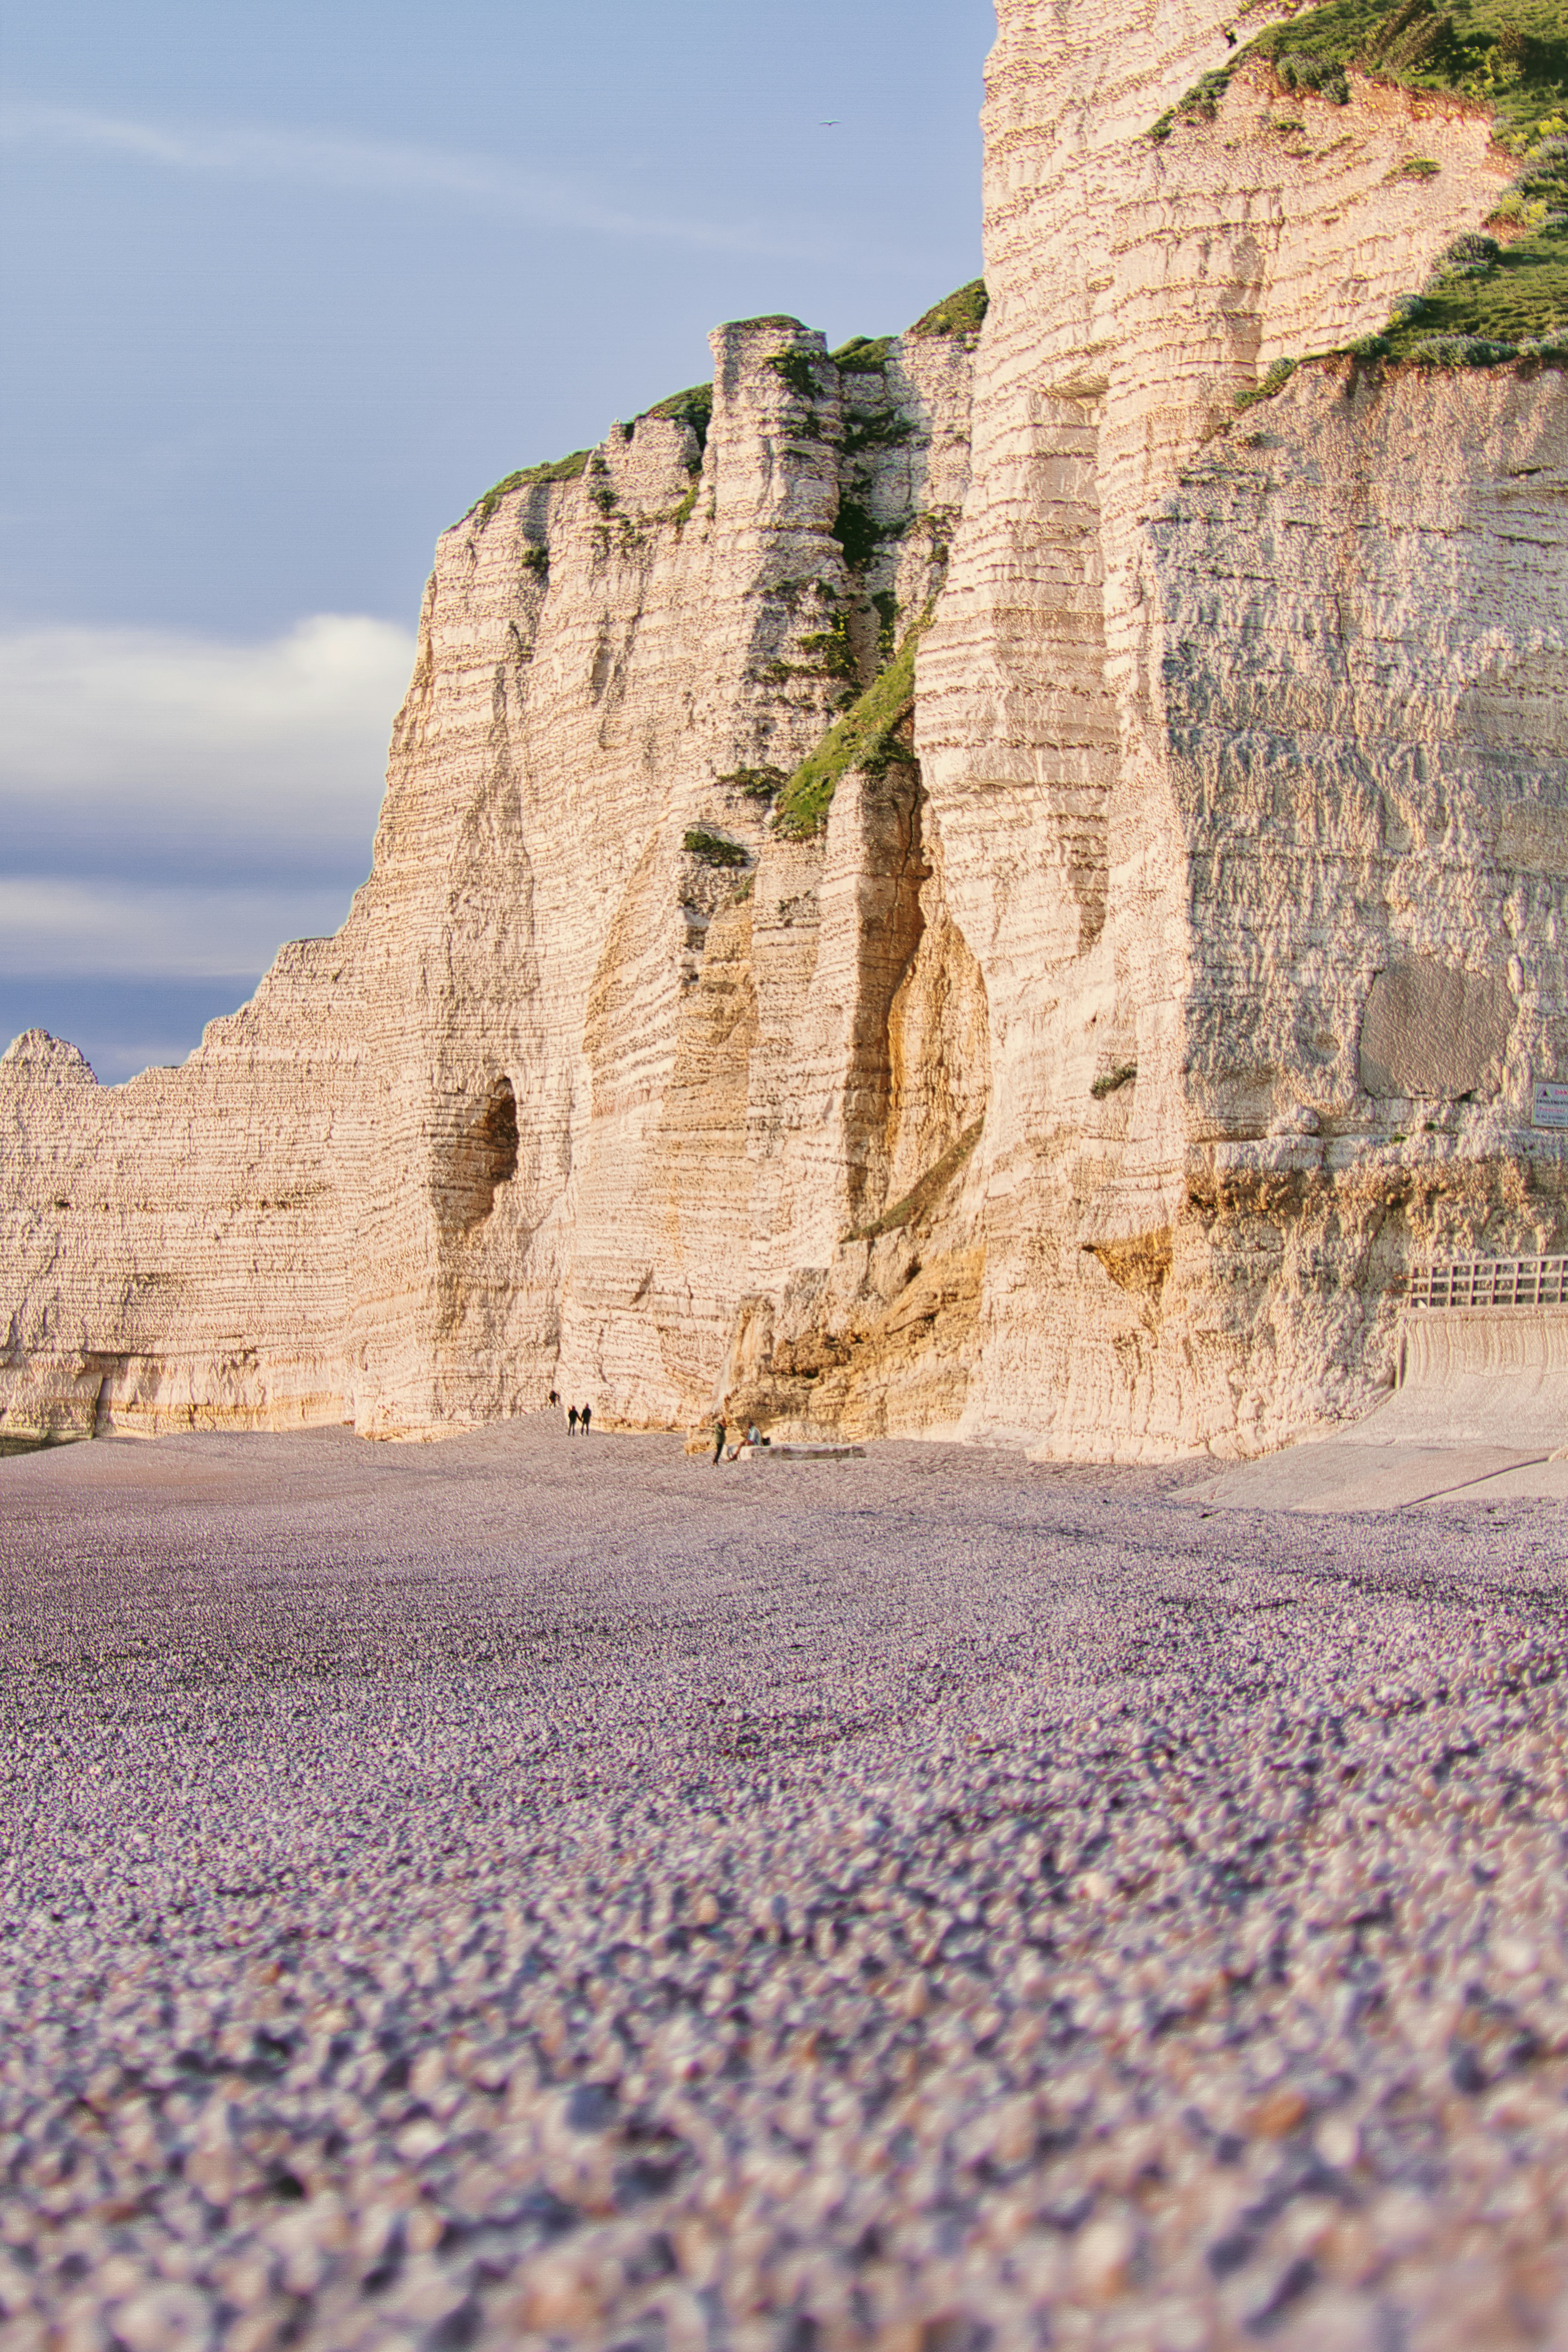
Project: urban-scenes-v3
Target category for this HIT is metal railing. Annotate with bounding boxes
[1407,1256,1568,1310]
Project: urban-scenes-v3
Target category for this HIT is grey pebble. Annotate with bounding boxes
[2,1420,1567,2351]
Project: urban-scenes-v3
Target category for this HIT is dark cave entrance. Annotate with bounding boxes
[447,1074,519,1232]
[479,1076,519,1186]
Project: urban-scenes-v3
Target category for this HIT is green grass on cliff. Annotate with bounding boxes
[682,827,749,868]
[772,616,927,840]
[832,334,896,372]
[468,449,591,528]
[639,381,714,455]
[463,383,711,534]
[1384,226,1568,356]
[1153,0,1568,369]
[463,282,988,533]
[1153,0,1568,148]
[907,279,989,343]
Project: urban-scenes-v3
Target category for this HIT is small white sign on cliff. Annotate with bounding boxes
[1532,1081,1568,1130]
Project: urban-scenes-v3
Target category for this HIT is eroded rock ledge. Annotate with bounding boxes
[4,0,1567,1460]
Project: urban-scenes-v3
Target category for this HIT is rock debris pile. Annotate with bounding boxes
[3,1423,1568,2348]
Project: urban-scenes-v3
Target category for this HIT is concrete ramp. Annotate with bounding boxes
[1377,1309,1568,1449]
[1189,1307,1568,1513]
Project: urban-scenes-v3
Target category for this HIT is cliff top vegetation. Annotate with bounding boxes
[459,279,988,533]
[833,334,896,373]
[639,382,714,452]
[466,449,590,530]
[1158,0,1568,376]
[907,279,989,343]
[1156,0,1568,148]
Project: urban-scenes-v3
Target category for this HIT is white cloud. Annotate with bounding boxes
[0,614,412,980]
[0,877,356,979]
[0,99,835,262]
[0,613,414,874]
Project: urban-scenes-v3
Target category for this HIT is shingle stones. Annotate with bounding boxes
[2,1422,1567,2347]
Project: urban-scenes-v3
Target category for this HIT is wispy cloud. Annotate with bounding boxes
[0,608,411,1060]
[0,876,358,980]
[0,98,826,260]
[0,613,415,884]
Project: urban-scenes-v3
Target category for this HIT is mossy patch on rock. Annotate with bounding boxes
[773,615,927,840]
[1235,356,1300,412]
[906,279,989,344]
[841,406,915,459]
[467,449,591,529]
[683,828,749,869]
[766,348,830,400]
[830,495,897,571]
[715,765,787,802]
[639,382,714,456]
[797,608,862,688]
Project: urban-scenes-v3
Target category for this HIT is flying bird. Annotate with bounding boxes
[821,119,840,126]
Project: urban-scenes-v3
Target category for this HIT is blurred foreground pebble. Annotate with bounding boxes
[2,1422,1568,2350]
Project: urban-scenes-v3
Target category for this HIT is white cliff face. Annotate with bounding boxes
[0,962,360,1437]
[0,312,983,1443]
[4,0,1566,1460]
[918,0,1568,1458]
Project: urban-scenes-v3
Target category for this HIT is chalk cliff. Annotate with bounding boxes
[5,0,1568,1457]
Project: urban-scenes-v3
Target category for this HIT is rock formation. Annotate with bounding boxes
[5,0,1568,1458]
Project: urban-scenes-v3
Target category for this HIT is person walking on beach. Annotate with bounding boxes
[581,1404,592,1436]
[713,1417,726,1465]
[567,1405,579,1438]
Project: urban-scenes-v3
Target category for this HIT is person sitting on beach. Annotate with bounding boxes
[567,1405,579,1437]
[747,1422,761,1449]
[581,1404,592,1435]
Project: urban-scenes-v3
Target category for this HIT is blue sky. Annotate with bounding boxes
[0,0,990,1079]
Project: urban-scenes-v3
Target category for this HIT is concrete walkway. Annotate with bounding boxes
[1188,1438,1568,1514]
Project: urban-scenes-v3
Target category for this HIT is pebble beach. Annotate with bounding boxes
[4,1420,1567,2351]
